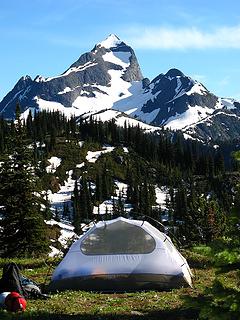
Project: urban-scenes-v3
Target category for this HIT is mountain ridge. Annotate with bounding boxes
[0,34,239,143]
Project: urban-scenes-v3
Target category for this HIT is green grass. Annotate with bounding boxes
[0,253,236,320]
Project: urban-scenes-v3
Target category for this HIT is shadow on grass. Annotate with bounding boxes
[0,308,199,320]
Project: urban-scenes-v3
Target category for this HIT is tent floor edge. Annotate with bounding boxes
[48,273,189,293]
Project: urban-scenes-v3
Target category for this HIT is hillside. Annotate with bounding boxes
[1,109,239,252]
[0,107,239,318]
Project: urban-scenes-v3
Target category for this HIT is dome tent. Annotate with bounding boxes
[49,217,192,292]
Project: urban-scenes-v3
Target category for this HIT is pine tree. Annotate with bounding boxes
[0,104,50,257]
[26,109,33,138]
[72,180,82,234]
[95,170,103,203]
[174,183,188,223]
[79,175,93,222]
[214,152,225,175]
[204,199,226,243]
[141,180,151,216]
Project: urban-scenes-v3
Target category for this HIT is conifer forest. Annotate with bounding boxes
[0,106,239,319]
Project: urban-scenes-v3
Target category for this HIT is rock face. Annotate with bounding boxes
[0,34,240,143]
[183,103,240,142]
[135,68,218,127]
[0,34,143,119]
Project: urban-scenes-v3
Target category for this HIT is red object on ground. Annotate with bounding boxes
[5,291,27,312]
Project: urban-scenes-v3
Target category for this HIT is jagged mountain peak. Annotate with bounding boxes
[21,75,32,81]
[0,34,143,119]
[165,68,185,78]
[34,75,46,82]
[11,74,33,92]
[14,75,32,86]
[97,34,122,49]
[66,33,139,77]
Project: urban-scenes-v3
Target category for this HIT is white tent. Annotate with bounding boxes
[49,217,192,292]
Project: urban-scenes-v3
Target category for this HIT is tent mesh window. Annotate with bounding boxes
[81,221,156,255]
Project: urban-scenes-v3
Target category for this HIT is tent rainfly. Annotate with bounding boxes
[49,217,193,292]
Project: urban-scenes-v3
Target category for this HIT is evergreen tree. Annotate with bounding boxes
[174,183,188,223]
[214,152,225,175]
[72,180,82,234]
[79,175,93,222]
[95,170,103,203]
[26,109,33,138]
[204,199,227,242]
[0,104,50,257]
[102,163,113,200]
[181,195,227,245]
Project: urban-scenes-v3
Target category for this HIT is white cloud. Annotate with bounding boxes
[124,25,240,50]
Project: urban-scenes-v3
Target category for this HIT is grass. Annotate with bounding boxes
[0,251,235,320]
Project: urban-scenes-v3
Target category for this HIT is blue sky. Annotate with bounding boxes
[1,0,240,101]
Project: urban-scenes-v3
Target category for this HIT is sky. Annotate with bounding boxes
[1,0,240,101]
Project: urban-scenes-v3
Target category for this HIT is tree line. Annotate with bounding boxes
[0,106,239,257]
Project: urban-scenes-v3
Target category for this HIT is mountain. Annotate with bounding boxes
[114,69,240,142]
[0,34,143,119]
[1,34,240,143]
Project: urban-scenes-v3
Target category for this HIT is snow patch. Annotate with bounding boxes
[78,141,84,147]
[114,181,128,197]
[91,109,160,133]
[164,104,214,130]
[47,170,75,212]
[98,34,122,49]
[175,78,182,94]
[221,98,237,110]
[102,51,131,69]
[46,219,76,257]
[58,87,72,95]
[21,107,37,120]
[186,83,208,96]
[93,200,113,215]
[71,64,142,117]
[93,180,132,215]
[86,146,115,163]
[46,157,62,173]
[76,162,85,168]
[49,246,61,258]
[34,97,74,117]
[113,81,161,124]
[93,109,121,122]
[155,186,168,211]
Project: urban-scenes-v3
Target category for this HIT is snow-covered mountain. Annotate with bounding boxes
[1,34,240,142]
[0,34,143,119]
